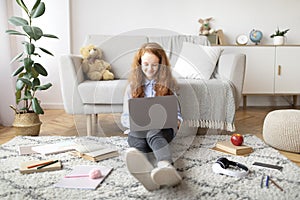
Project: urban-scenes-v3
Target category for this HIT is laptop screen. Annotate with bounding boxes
[128,95,178,132]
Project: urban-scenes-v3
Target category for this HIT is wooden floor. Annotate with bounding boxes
[1,107,299,167]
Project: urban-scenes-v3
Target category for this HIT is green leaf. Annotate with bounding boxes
[39,47,54,56]
[23,72,33,80]
[33,63,48,76]
[31,2,45,18]
[8,16,28,26]
[25,43,35,55]
[5,30,27,37]
[16,79,25,90]
[23,26,43,41]
[32,53,41,57]
[10,52,24,64]
[35,83,52,90]
[19,77,32,86]
[31,68,39,78]
[43,34,59,39]
[15,90,21,104]
[24,90,33,99]
[12,66,24,76]
[18,72,25,78]
[16,0,29,14]
[32,98,44,114]
[24,58,33,71]
[32,0,41,11]
[32,78,40,88]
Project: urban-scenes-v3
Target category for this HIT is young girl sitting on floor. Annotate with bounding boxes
[121,42,183,191]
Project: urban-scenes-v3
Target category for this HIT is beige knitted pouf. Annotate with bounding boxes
[263,109,300,153]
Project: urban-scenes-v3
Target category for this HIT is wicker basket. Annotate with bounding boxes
[13,113,42,136]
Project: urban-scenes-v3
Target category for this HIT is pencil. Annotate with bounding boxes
[266,175,270,188]
[260,174,264,188]
[37,160,59,169]
[27,160,54,169]
[269,178,284,192]
[64,175,89,178]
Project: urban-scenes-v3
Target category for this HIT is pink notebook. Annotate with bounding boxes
[54,165,113,190]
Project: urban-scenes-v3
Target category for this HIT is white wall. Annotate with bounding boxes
[31,0,71,109]
[70,0,300,54]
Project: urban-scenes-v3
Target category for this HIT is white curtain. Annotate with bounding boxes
[0,0,17,126]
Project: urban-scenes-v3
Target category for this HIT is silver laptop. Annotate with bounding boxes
[128,95,178,133]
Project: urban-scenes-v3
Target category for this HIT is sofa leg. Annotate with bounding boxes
[92,114,98,135]
[87,114,92,136]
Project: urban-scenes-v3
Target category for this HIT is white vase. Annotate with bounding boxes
[273,36,285,45]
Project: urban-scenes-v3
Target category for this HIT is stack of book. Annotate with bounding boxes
[214,140,253,156]
[69,147,119,162]
[27,139,119,162]
[19,160,62,174]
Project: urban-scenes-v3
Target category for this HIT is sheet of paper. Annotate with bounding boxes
[31,141,78,155]
[18,146,38,155]
[54,165,113,190]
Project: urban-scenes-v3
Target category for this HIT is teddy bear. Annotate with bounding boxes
[80,44,114,81]
[198,17,215,36]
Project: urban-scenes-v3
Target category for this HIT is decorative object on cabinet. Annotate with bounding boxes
[270,27,289,45]
[198,17,215,36]
[207,30,225,45]
[198,17,224,45]
[236,34,248,45]
[249,29,263,45]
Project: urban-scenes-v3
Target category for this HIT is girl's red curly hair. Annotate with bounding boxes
[129,42,178,98]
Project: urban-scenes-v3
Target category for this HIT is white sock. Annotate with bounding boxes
[157,160,172,168]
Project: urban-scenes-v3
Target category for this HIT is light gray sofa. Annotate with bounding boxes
[59,35,245,135]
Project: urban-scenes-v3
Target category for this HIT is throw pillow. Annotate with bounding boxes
[173,42,223,80]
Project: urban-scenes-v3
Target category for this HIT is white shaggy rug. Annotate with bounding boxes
[0,134,299,200]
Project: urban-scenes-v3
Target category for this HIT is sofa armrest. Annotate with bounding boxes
[58,55,85,114]
[217,53,246,107]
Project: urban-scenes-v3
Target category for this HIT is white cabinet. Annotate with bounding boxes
[275,47,300,93]
[222,45,300,107]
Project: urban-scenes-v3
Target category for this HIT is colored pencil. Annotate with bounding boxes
[37,160,59,169]
[27,160,54,169]
[270,178,284,191]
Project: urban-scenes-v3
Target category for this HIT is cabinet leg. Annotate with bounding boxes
[243,95,247,109]
[292,95,297,107]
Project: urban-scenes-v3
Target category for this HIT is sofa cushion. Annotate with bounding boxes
[173,42,223,80]
[84,35,148,79]
[149,35,210,67]
[78,80,128,104]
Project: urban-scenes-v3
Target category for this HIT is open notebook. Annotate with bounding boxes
[54,165,113,190]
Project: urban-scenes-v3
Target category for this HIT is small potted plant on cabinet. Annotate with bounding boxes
[6,0,58,136]
[270,27,289,45]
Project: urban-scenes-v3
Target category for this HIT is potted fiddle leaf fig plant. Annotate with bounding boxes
[6,0,58,135]
[270,27,289,45]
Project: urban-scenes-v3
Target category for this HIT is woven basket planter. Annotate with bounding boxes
[13,113,42,136]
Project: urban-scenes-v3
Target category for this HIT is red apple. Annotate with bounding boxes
[231,133,244,146]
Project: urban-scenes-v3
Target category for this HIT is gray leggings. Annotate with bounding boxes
[127,128,175,163]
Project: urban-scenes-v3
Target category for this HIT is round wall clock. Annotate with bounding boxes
[236,34,248,45]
